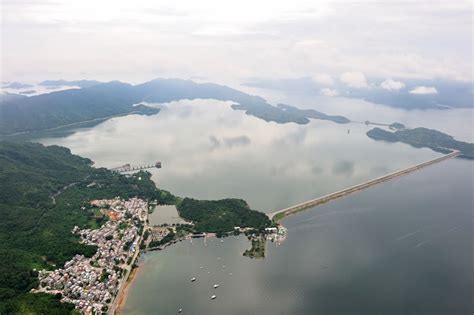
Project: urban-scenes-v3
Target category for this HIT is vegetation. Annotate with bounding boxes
[243,237,266,259]
[177,198,271,234]
[0,140,271,312]
[148,229,176,248]
[0,81,159,135]
[367,127,474,159]
[277,104,350,124]
[389,122,406,130]
[1,78,353,136]
[0,141,175,313]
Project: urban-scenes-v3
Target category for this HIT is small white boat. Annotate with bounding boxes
[191,277,196,282]
[213,284,219,289]
[217,257,221,260]
[222,265,226,268]
[199,266,204,269]
[220,239,224,243]
[178,308,183,313]
[229,273,233,276]
[210,295,217,300]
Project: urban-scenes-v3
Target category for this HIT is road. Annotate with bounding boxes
[108,216,148,315]
[269,150,460,221]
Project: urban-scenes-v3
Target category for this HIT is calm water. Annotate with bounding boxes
[122,158,473,315]
[40,99,448,213]
[149,205,186,226]
[38,98,473,314]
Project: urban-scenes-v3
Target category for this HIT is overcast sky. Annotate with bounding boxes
[1,0,472,85]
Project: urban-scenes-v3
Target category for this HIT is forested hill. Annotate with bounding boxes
[0,78,350,135]
[0,81,159,135]
[367,127,474,159]
[0,141,176,314]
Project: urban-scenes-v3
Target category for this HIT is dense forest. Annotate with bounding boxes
[0,141,175,314]
[177,198,271,234]
[367,127,474,159]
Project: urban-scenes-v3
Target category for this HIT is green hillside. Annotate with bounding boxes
[0,142,175,314]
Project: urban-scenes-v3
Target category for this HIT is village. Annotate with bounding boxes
[34,197,149,314]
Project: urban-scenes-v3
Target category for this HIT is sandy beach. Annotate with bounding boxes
[114,266,140,315]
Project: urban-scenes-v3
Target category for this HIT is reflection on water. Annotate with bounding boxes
[122,158,473,315]
[38,98,473,314]
[39,99,444,213]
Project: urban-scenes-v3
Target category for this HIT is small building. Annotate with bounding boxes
[265,227,277,233]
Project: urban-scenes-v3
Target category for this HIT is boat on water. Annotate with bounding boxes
[178,308,183,313]
[220,239,224,243]
[213,284,219,289]
[211,295,217,300]
[191,277,196,282]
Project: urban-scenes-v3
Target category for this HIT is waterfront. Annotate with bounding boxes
[121,158,472,314]
[39,98,448,213]
[38,98,473,314]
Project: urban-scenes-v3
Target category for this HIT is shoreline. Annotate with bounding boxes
[114,264,141,314]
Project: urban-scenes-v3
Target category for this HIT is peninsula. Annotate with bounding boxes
[0,141,271,314]
[367,127,474,159]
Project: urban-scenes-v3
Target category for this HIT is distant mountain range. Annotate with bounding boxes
[0,78,350,135]
[243,77,473,110]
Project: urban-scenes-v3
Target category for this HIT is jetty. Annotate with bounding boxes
[110,161,161,173]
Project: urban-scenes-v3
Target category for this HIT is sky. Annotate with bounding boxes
[1,0,472,85]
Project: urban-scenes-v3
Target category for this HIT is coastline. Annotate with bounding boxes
[114,264,141,315]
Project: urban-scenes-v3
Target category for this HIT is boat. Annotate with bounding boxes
[178,308,183,313]
[210,295,217,300]
[199,266,204,269]
[191,277,196,282]
[220,239,224,243]
[213,284,219,289]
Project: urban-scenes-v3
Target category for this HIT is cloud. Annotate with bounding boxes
[312,74,334,86]
[2,1,472,83]
[223,135,251,148]
[380,79,405,91]
[320,88,339,97]
[332,160,354,177]
[409,86,438,95]
[209,135,221,149]
[339,72,369,88]
[209,135,251,150]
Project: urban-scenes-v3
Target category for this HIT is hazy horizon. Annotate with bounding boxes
[1,0,472,87]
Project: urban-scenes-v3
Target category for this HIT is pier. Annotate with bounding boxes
[110,161,162,173]
[269,150,460,221]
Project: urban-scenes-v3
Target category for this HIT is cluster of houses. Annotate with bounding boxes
[264,226,287,243]
[35,197,149,314]
[150,226,171,243]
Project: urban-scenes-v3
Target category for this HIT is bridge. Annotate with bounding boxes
[269,150,460,221]
[110,161,162,173]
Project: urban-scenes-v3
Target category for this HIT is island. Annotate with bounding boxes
[367,127,474,159]
[243,236,266,259]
